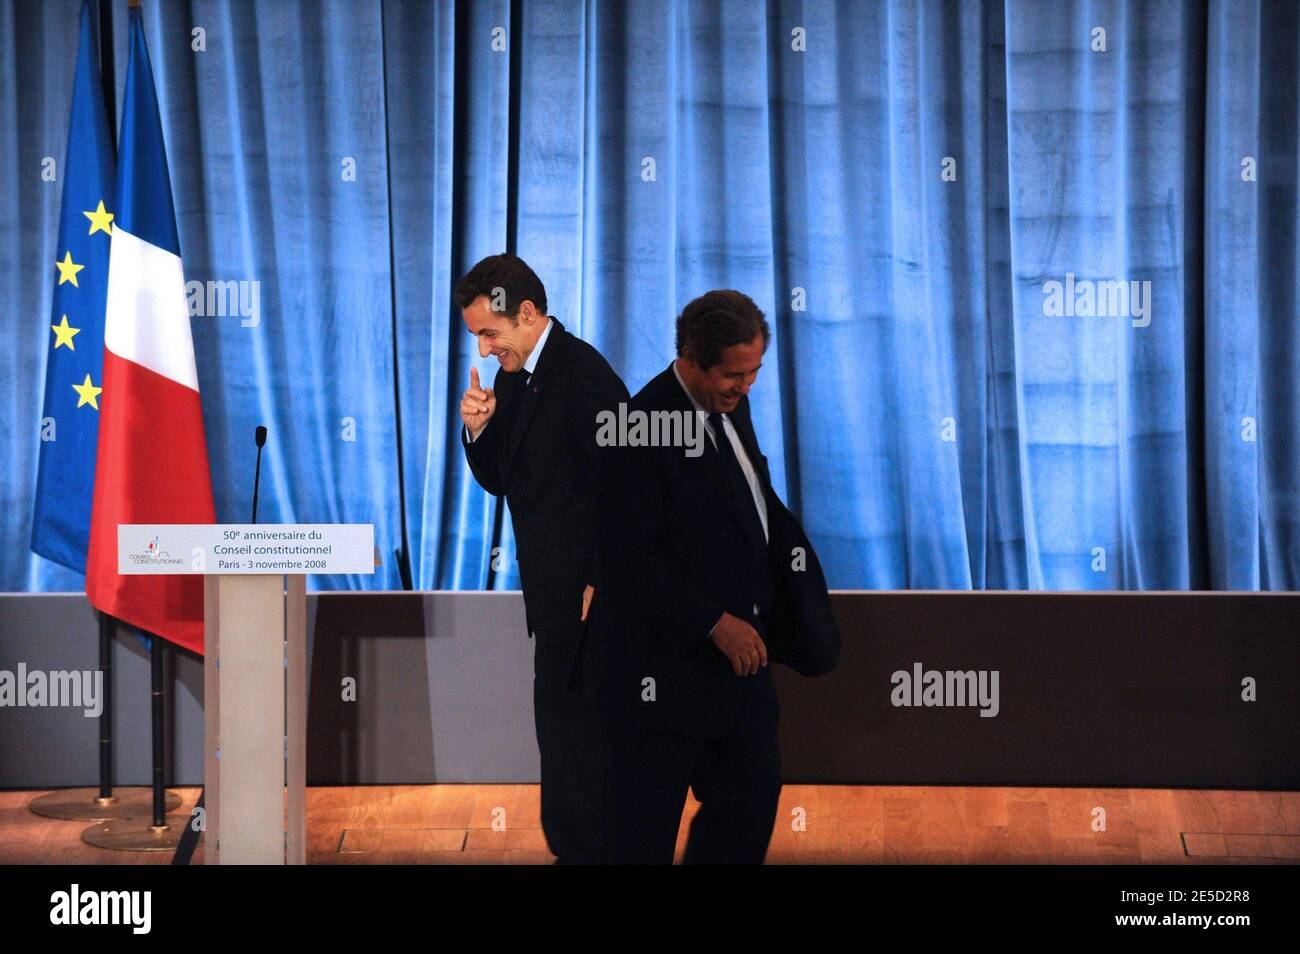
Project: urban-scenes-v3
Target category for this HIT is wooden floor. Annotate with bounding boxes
[2,785,1298,864]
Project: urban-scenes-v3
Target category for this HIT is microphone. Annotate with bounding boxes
[251,425,267,523]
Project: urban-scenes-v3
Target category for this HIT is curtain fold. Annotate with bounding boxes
[4,0,1296,593]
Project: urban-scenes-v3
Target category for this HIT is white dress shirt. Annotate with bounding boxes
[522,316,553,383]
[466,317,552,443]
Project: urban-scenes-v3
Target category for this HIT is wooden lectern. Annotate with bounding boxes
[203,572,308,864]
[118,523,374,864]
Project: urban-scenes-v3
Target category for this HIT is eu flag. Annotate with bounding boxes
[31,0,116,574]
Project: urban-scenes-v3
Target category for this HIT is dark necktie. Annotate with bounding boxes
[708,411,772,616]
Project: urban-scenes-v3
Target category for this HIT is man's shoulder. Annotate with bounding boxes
[557,328,613,372]
[629,364,680,409]
[552,327,629,396]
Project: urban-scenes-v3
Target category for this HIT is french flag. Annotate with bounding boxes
[86,7,215,656]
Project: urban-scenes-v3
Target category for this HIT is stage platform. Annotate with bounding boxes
[2,784,1297,865]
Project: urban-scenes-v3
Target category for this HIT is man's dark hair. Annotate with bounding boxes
[675,289,770,370]
[453,253,547,319]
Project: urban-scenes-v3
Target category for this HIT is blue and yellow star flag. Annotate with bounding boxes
[31,0,117,574]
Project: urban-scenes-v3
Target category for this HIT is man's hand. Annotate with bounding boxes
[581,584,594,622]
[709,612,768,676]
[460,367,497,437]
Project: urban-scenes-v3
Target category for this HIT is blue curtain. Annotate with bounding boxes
[3,0,1296,594]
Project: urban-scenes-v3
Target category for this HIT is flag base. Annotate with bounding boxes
[27,787,181,822]
[80,816,191,852]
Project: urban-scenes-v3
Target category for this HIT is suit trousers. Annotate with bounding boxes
[533,637,607,864]
[605,673,782,864]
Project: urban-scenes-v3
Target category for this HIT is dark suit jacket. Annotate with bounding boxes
[589,364,769,738]
[463,317,629,658]
[590,362,841,736]
[764,494,841,677]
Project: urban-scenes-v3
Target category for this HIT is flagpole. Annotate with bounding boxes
[126,0,168,843]
[97,0,116,135]
[95,0,118,813]
[150,637,167,833]
[96,614,115,803]
[135,0,186,850]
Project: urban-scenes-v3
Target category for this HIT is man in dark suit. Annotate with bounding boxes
[590,289,786,864]
[455,253,628,864]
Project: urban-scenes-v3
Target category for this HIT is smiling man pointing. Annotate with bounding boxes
[455,253,628,864]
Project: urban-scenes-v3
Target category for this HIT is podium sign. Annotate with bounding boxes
[117,523,375,575]
[117,523,374,865]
